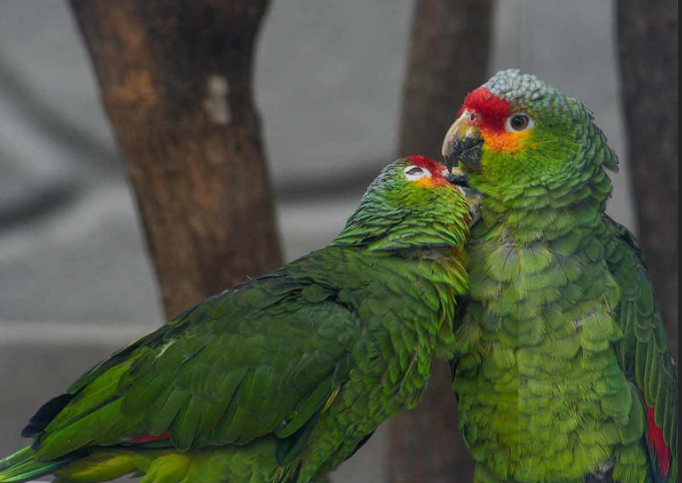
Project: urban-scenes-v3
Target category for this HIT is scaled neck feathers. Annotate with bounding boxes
[473,124,618,244]
[331,201,468,252]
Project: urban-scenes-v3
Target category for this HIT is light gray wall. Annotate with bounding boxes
[0,1,635,482]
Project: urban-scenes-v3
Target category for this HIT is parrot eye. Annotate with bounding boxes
[404,165,430,181]
[506,113,534,132]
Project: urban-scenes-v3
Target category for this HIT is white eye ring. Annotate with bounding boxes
[404,165,431,181]
[505,112,535,132]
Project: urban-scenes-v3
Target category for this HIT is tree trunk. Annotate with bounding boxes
[390,0,494,481]
[388,362,474,483]
[616,0,678,362]
[398,0,495,160]
[69,0,281,319]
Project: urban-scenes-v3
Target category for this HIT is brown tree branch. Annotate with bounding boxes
[69,0,282,318]
[617,0,678,362]
[390,0,494,481]
[398,0,495,160]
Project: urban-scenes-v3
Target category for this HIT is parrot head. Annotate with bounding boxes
[333,156,479,249]
[368,155,479,223]
[442,70,618,193]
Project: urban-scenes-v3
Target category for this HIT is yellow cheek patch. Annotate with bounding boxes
[482,130,532,154]
[413,177,435,188]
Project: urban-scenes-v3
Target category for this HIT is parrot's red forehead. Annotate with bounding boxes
[460,87,513,133]
[406,155,450,186]
[407,155,446,173]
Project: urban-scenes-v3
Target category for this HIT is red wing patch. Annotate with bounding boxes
[646,405,671,477]
[132,431,170,445]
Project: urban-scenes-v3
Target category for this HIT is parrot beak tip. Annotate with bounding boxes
[444,155,457,174]
[445,171,469,188]
[446,138,484,173]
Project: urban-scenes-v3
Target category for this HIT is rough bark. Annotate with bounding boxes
[390,0,494,481]
[617,0,678,362]
[388,362,474,483]
[398,0,495,160]
[69,0,281,319]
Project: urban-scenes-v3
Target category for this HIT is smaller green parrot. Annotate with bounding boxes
[0,156,477,483]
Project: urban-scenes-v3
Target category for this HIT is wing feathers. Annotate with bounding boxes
[604,218,677,480]
[23,251,362,465]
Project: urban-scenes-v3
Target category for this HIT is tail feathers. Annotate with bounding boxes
[0,443,283,483]
[0,447,73,483]
[0,447,33,472]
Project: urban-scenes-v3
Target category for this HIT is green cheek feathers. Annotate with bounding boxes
[479,145,542,186]
[479,128,579,188]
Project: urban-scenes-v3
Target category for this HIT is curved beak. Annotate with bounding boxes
[442,115,484,173]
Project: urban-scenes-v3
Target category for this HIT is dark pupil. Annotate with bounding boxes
[407,167,424,176]
[512,115,529,129]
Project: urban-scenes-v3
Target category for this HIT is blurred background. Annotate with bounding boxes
[0,1,676,482]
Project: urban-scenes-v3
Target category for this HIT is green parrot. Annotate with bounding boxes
[0,156,476,483]
[442,70,677,483]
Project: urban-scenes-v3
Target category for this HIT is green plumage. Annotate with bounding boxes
[0,157,473,483]
[447,70,677,483]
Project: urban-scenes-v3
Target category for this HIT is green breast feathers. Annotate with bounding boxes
[444,70,677,483]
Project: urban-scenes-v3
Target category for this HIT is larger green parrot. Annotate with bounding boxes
[442,70,677,483]
[0,156,476,483]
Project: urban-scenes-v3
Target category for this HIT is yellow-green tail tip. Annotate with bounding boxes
[0,446,72,483]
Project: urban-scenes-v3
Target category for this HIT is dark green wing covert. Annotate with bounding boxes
[28,265,359,461]
[603,217,678,480]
